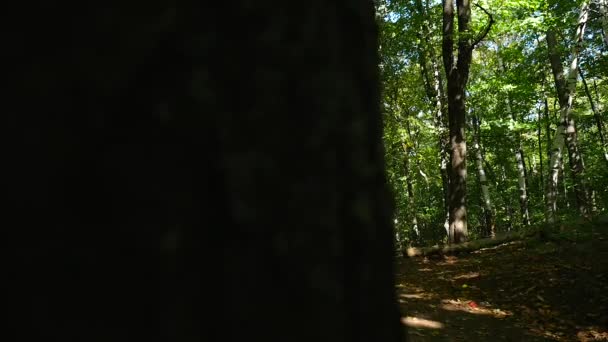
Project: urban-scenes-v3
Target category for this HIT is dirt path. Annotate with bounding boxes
[395,231,608,341]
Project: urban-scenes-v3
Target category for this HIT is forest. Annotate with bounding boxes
[379,0,608,340]
[5,0,607,341]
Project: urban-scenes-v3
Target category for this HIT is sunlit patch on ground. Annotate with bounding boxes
[577,328,608,341]
[452,271,480,280]
[436,255,459,266]
[400,293,427,299]
[401,316,444,329]
[399,292,436,300]
[471,241,523,254]
[440,299,512,318]
[395,284,425,292]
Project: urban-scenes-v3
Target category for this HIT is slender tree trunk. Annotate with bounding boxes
[500,165,514,231]
[545,97,557,216]
[546,99,552,162]
[579,66,608,164]
[395,228,403,253]
[565,118,589,216]
[592,189,598,213]
[415,0,450,238]
[561,154,570,210]
[545,2,590,223]
[529,155,535,177]
[402,141,420,242]
[472,114,495,237]
[499,56,531,226]
[516,148,531,225]
[538,102,544,200]
[402,119,420,242]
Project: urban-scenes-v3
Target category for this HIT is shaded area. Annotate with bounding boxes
[396,222,608,341]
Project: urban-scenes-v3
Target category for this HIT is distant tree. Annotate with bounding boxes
[415,0,451,238]
[545,2,591,223]
[471,114,496,237]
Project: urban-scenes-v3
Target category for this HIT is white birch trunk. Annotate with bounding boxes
[472,116,495,237]
[504,87,531,226]
[546,1,590,224]
[429,35,450,239]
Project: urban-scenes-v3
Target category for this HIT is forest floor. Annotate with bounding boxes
[395,219,608,341]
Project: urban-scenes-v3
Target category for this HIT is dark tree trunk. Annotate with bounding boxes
[443,0,493,243]
[546,31,568,106]
[6,2,406,342]
[443,0,469,244]
[538,102,545,199]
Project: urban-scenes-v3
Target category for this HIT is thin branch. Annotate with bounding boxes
[471,3,495,50]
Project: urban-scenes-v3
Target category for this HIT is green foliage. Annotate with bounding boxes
[377,0,608,247]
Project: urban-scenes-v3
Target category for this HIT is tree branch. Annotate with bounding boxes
[471,3,494,50]
[442,0,455,73]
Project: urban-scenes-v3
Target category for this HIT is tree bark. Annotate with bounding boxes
[538,102,545,200]
[6,2,406,341]
[442,0,493,243]
[516,148,531,225]
[500,165,515,231]
[415,0,450,238]
[443,0,468,244]
[546,99,552,164]
[402,141,420,242]
[545,2,591,223]
[579,66,608,164]
[472,114,495,237]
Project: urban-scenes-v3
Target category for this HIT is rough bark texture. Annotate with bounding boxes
[443,0,492,243]
[6,2,405,341]
[443,0,469,244]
